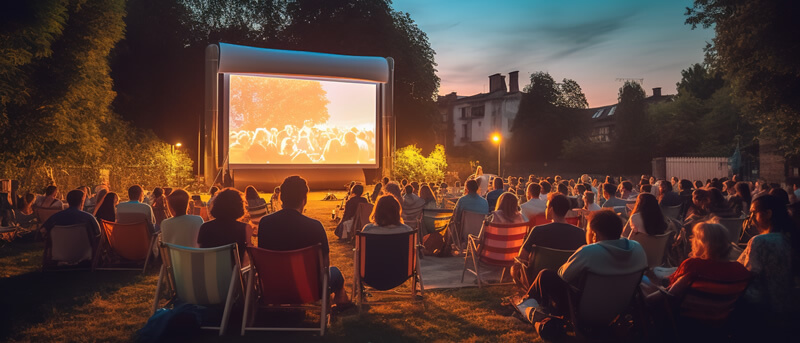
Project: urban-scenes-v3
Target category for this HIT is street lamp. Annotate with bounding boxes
[491,133,501,176]
[171,143,182,186]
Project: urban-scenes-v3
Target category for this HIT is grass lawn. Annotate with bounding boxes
[0,192,541,342]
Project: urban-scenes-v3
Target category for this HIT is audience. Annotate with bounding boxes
[361,195,414,234]
[150,187,170,228]
[42,190,100,238]
[600,182,627,209]
[245,185,268,224]
[624,193,668,238]
[452,179,489,226]
[370,183,382,203]
[116,185,156,233]
[160,189,204,248]
[197,188,250,260]
[258,176,350,306]
[93,192,119,223]
[401,185,425,228]
[485,177,505,210]
[582,191,601,211]
[340,184,369,227]
[657,181,682,208]
[34,185,63,209]
[520,183,546,220]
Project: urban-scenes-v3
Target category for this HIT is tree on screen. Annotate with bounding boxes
[229,76,330,132]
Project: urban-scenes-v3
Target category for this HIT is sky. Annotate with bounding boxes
[392,0,715,107]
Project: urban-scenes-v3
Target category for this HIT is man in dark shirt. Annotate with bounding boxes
[512,193,586,290]
[258,175,349,305]
[485,177,505,211]
[42,189,101,248]
[658,181,682,207]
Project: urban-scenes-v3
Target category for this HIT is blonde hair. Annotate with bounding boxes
[690,222,732,260]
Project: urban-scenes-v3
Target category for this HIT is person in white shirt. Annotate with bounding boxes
[160,189,204,248]
[34,185,63,209]
[116,185,156,233]
[583,192,601,211]
[520,183,547,220]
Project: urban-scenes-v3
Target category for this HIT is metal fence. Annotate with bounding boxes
[652,157,731,181]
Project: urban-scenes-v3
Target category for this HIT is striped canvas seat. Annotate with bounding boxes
[152,243,243,336]
[92,220,157,273]
[461,219,528,288]
[247,203,268,225]
[353,230,423,312]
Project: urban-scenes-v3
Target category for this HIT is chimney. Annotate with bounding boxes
[652,87,662,97]
[509,71,519,93]
[488,73,507,93]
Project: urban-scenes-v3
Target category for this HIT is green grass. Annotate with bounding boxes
[0,192,540,342]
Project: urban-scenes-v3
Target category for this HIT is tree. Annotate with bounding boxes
[393,144,447,182]
[557,79,589,109]
[686,0,800,157]
[614,81,649,169]
[676,63,724,100]
[522,72,559,106]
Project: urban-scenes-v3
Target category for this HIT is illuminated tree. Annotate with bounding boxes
[393,144,447,182]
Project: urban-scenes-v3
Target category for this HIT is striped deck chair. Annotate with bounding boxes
[92,220,157,273]
[152,243,244,335]
[246,203,268,226]
[353,230,424,312]
[42,223,98,271]
[461,219,528,288]
[241,244,329,336]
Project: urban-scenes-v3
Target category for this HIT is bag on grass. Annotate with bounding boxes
[422,233,444,255]
[136,304,203,343]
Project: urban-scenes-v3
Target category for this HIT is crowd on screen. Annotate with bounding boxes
[13,167,800,339]
[228,120,375,164]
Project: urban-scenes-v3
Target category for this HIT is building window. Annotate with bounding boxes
[460,107,467,118]
[590,126,611,142]
[462,124,468,141]
[471,105,485,117]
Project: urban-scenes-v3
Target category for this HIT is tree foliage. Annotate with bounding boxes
[686,0,800,157]
[393,144,447,182]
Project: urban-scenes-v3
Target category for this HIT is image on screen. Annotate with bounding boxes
[228,74,377,165]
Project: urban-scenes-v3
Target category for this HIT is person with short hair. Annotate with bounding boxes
[452,179,489,226]
[116,185,157,233]
[485,177,505,210]
[658,181,682,207]
[538,181,551,201]
[361,195,414,234]
[524,210,647,317]
[258,176,350,306]
[519,193,586,254]
[601,182,627,209]
[42,189,100,243]
[160,189,204,248]
[197,188,250,261]
[582,191,601,211]
[401,184,426,228]
[34,185,63,209]
[520,183,546,220]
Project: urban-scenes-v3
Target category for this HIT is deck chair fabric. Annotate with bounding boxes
[629,232,672,269]
[568,269,646,336]
[420,208,453,236]
[452,211,485,251]
[247,203,268,226]
[152,243,243,335]
[353,230,423,311]
[346,203,374,240]
[661,205,683,221]
[93,220,157,272]
[516,246,575,288]
[34,207,61,230]
[462,220,527,287]
[715,217,745,244]
[43,224,97,270]
[241,244,329,336]
[669,275,750,324]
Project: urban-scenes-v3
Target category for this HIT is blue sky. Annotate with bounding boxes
[392,0,714,107]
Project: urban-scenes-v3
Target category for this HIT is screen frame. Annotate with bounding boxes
[223,73,382,169]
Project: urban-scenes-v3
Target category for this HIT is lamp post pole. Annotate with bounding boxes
[172,143,182,186]
[491,133,501,177]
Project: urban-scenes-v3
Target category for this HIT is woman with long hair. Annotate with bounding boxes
[624,193,668,238]
[94,192,119,223]
[418,185,441,236]
[490,192,525,224]
[244,185,267,225]
[360,195,414,234]
[151,187,170,227]
[197,188,251,260]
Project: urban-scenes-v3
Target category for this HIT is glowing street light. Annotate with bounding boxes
[491,133,501,176]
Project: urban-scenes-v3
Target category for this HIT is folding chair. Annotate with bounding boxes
[42,223,98,271]
[348,202,374,240]
[715,217,746,244]
[92,220,158,273]
[567,269,647,339]
[514,245,575,287]
[241,244,329,336]
[247,203,268,226]
[661,204,682,221]
[565,210,582,227]
[353,230,424,312]
[152,243,244,335]
[450,210,485,252]
[629,232,672,269]
[419,209,453,258]
[660,275,751,338]
[528,214,549,227]
[461,220,527,288]
[34,207,61,231]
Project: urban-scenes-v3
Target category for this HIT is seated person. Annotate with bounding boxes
[258,176,350,306]
[116,185,156,233]
[485,177,505,211]
[483,192,526,230]
[41,189,100,244]
[93,192,119,223]
[524,210,647,317]
[582,191,601,212]
[160,189,204,248]
[269,186,281,212]
[600,182,627,209]
[197,188,251,261]
[452,179,489,227]
[520,183,546,220]
[401,185,426,228]
[335,184,369,238]
[34,185,63,209]
[244,185,267,225]
[538,181,551,201]
[657,181,682,208]
[624,193,668,238]
[361,195,414,234]
[14,193,37,228]
[513,193,586,290]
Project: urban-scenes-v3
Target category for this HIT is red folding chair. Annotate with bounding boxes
[92,220,157,273]
[462,219,528,288]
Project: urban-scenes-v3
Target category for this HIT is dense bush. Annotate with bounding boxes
[393,144,447,182]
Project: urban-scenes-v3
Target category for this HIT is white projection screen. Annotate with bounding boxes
[227,74,378,167]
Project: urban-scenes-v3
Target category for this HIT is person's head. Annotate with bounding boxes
[420,185,435,203]
[273,186,281,194]
[152,187,164,198]
[640,184,652,193]
[723,180,736,194]
[244,185,259,199]
[556,182,569,195]
[66,189,86,209]
[167,189,190,217]
[495,192,520,214]
[370,195,403,226]
[633,193,666,235]
[45,185,58,197]
[539,180,551,194]
[210,188,246,221]
[351,184,364,197]
[401,179,408,187]
[580,174,591,184]
[768,188,790,205]
[128,185,144,202]
[94,192,119,217]
[671,177,679,185]
[526,183,541,200]
[789,177,800,191]
[575,184,586,195]
[403,184,414,196]
[694,180,704,189]
[621,181,633,193]
[280,175,309,211]
[546,193,571,221]
[209,186,219,197]
[583,191,596,205]
[493,177,504,191]
[679,179,693,192]
[383,182,402,202]
[411,181,420,194]
[692,189,711,209]
[586,210,623,243]
[690,222,732,260]
[602,183,616,199]
[708,188,727,210]
[465,179,479,194]
[659,181,673,194]
[750,194,794,236]
[734,182,752,204]
[372,182,382,194]
[382,177,390,185]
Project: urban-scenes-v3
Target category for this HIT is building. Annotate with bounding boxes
[585,87,673,143]
[444,72,522,147]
